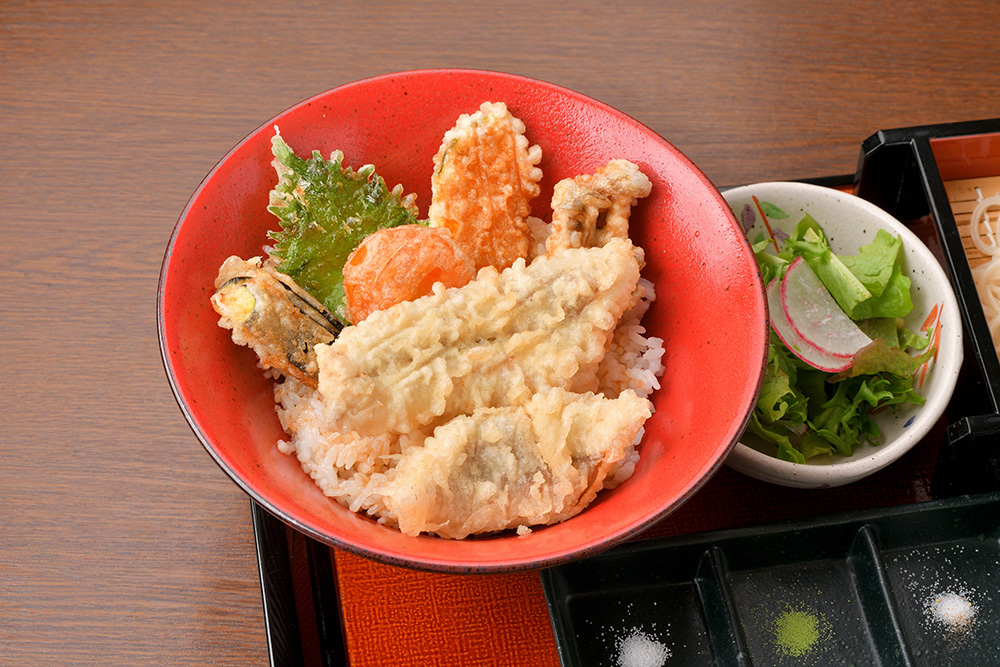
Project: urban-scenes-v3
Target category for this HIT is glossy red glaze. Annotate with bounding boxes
[157,69,768,572]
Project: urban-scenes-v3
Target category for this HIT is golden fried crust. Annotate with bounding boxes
[546,159,652,257]
[384,388,650,538]
[211,256,337,387]
[315,239,641,438]
[429,102,543,270]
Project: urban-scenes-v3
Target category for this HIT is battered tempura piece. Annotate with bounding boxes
[428,102,543,270]
[212,256,340,387]
[315,238,642,437]
[384,388,651,538]
[546,159,652,257]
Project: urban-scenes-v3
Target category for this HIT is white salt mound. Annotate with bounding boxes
[616,629,670,667]
[927,590,978,630]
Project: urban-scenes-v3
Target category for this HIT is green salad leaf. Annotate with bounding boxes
[856,318,900,348]
[751,236,788,286]
[839,229,900,297]
[780,215,873,313]
[266,131,420,324]
[899,325,930,351]
[830,339,935,381]
[748,335,929,462]
[745,334,812,463]
[779,217,913,320]
[744,206,934,462]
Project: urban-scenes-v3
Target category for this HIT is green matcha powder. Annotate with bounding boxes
[774,610,821,657]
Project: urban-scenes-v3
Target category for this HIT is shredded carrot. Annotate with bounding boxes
[921,303,940,332]
[917,302,943,389]
[752,195,779,250]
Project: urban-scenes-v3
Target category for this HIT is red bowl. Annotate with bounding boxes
[158,69,767,573]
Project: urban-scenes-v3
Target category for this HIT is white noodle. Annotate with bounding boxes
[970,193,1000,256]
[970,194,1000,351]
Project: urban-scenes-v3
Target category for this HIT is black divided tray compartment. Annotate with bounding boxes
[541,493,1000,667]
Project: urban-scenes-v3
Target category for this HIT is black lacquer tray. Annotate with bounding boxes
[252,119,1000,667]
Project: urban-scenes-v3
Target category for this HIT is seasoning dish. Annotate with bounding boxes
[158,69,768,572]
[722,181,963,489]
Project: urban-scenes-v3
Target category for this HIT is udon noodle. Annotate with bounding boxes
[971,193,1000,352]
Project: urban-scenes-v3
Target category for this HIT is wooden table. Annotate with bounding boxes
[3,1,998,664]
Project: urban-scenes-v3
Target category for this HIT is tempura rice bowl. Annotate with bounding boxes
[158,70,768,572]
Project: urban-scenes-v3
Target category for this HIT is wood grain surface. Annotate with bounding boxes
[2,1,998,664]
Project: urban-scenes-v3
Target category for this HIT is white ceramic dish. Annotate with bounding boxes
[722,181,963,488]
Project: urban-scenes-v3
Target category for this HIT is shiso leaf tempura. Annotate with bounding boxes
[267,129,420,325]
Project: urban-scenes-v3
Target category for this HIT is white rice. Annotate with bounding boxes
[597,277,665,403]
[275,380,402,522]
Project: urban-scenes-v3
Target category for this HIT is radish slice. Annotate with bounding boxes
[781,257,872,359]
[767,278,852,373]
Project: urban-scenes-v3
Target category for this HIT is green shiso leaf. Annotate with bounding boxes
[266,131,420,324]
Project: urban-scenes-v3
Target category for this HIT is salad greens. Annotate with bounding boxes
[267,131,420,325]
[746,206,934,463]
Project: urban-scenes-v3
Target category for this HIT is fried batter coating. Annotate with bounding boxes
[384,388,651,538]
[342,225,476,322]
[546,159,652,257]
[315,238,641,438]
[428,102,543,270]
[211,256,339,387]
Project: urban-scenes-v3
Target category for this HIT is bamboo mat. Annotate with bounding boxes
[942,175,1000,271]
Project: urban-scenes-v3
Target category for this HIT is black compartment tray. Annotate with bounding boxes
[541,493,1000,667]
[856,119,1000,495]
[252,119,1000,667]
